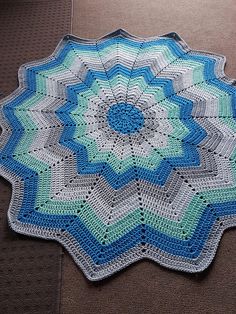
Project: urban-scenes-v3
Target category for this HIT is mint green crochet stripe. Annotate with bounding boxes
[11,147,236,244]
[34,70,232,175]
[70,81,188,173]
[34,53,205,173]
[7,54,235,243]
[12,68,236,183]
[13,78,235,169]
[12,145,236,244]
[6,105,222,242]
[13,61,236,178]
[35,173,236,244]
[200,83,234,128]
[70,40,175,61]
[37,48,205,97]
[11,74,187,170]
[12,107,236,245]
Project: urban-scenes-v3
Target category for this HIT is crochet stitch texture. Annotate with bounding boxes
[0,29,236,280]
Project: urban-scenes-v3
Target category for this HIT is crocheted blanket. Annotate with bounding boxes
[0,29,236,281]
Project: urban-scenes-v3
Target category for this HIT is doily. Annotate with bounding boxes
[0,29,236,280]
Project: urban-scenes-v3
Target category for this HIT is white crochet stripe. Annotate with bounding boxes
[4,166,235,280]
[3,163,235,281]
[0,29,235,282]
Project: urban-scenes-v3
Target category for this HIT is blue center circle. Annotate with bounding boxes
[107,103,144,134]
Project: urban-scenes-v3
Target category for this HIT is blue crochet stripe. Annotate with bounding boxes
[12,169,236,262]
[1,90,204,189]
[0,44,233,149]
[1,43,235,188]
[54,60,209,187]
[0,33,235,263]
[57,89,204,188]
[1,150,235,264]
[0,36,185,155]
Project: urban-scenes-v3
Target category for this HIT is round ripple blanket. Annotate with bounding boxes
[1,29,236,281]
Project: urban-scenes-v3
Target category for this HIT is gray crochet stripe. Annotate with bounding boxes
[4,167,236,281]
[0,29,236,281]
